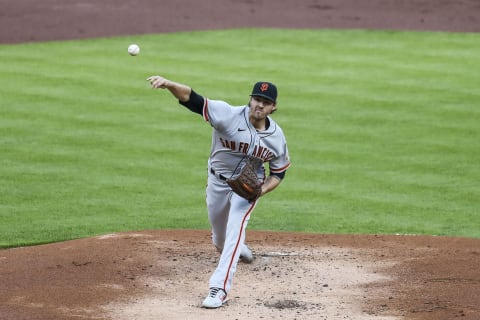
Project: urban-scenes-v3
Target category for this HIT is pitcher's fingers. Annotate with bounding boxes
[148,78,162,88]
[146,75,159,82]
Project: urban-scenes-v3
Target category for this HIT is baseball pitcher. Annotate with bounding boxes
[147,75,291,308]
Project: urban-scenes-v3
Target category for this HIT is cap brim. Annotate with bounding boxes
[250,94,276,103]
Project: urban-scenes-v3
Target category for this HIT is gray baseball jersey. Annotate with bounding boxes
[203,99,290,179]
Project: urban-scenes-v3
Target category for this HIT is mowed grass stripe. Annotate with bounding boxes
[1,28,479,247]
[263,30,479,234]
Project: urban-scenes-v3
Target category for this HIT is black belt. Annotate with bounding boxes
[210,168,228,181]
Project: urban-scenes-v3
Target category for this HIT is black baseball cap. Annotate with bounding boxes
[250,81,277,103]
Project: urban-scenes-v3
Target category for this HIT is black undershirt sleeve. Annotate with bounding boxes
[270,170,286,180]
[179,89,204,115]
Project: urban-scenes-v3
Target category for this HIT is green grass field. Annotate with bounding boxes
[1,29,479,248]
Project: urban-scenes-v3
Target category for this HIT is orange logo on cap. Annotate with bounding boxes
[260,83,269,92]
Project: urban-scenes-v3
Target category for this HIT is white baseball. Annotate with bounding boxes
[128,44,140,56]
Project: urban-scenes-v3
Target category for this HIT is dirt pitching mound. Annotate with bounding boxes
[1,230,479,319]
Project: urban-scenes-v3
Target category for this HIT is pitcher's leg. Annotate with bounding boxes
[206,174,230,251]
[208,194,257,292]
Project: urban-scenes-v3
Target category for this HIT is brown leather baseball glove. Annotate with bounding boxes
[227,157,263,201]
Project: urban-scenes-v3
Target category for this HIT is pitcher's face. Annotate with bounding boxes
[249,96,276,121]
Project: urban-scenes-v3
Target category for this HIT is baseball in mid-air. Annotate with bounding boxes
[128,44,140,56]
